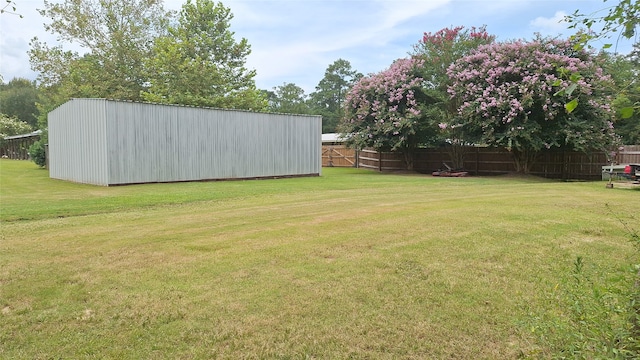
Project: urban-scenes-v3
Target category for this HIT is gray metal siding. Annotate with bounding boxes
[49,99,321,185]
[48,99,109,185]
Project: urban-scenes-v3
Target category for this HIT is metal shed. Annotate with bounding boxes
[48,98,322,186]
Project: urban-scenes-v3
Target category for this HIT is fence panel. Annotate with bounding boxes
[322,145,356,167]
[355,146,624,180]
[471,148,514,175]
[357,149,380,170]
[414,148,447,173]
[618,145,640,164]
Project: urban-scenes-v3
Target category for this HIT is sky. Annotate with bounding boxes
[0,0,634,94]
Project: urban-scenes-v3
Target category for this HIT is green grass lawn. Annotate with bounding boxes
[1,159,638,359]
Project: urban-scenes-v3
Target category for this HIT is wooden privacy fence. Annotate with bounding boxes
[617,145,640,164]
[354,146,638,180]
[322,145,357,167]
[358,149,405,171]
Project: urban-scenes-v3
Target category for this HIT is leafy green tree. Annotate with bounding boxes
[448,37,616,173]
[267,83,311,114]
[566,0,639,119]
[260,89,277,108]
[567,0,639,47]
[0,78,39,128]
[142,0,265,110]
[29,0,171,103]
[310,59,362,133]
[613,95,640,144]
[28,51,117,133]
[599,49,640,144]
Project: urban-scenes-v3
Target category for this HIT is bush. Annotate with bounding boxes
[28,140,46,167]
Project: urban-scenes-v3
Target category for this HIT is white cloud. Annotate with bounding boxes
[1,3,46,81]
[2,1,631,92]
[238,0,451,92]
[375,0,450,29]
[530,11,568,35]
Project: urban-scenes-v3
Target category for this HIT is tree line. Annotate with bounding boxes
[1,0,361,140]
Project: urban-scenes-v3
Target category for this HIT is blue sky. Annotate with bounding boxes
[0,0,633,94]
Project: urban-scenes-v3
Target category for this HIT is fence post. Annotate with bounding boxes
[45,144,49,169]
[328,146,333,167]
[560,149,567,180]
[475,147,479,175]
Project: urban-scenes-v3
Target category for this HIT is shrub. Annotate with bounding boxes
[28,140,46,167]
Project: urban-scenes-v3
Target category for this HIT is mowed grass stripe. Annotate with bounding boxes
[1,160,638,358]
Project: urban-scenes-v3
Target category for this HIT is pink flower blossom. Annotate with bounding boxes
[447,36,615,154]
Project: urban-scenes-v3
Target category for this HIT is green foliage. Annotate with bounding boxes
[0,113,33,141]
[612,95,640,144]
[29,0,172,113]
[267,83,311,114]
[567,0,639,47]
[142,0,265,110]
[602,49,640,144]
[309,59,362,132]
[28,140,46,167]
[29,0,271,129]
[0,78,39,128]
[566,0,639,119]
[620,107,635,119]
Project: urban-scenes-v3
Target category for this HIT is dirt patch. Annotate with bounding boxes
[609,181,640,190]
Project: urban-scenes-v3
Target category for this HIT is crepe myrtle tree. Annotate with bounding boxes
[447,36,617,173]
[412,25,495,168]
[340,57,438,170]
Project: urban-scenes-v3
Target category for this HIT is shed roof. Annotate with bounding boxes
[322,133,347,143]
[4,129,42,140]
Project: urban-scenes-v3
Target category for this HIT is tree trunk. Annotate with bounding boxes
[445,143,466,169]
[512,148,538,174]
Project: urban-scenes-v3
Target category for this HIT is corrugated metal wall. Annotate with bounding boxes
[48,99,109,185]
[49,99,322,185]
